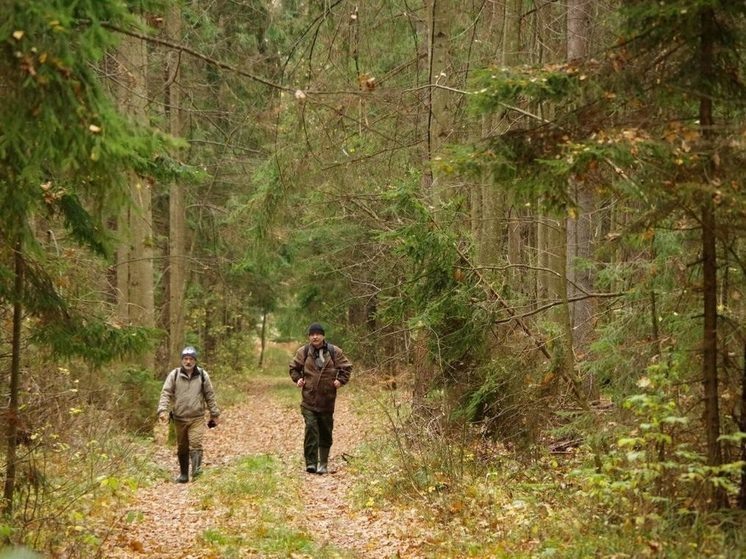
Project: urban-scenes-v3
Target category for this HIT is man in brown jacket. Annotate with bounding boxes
[289,323,352,474]
[157,346,220,482]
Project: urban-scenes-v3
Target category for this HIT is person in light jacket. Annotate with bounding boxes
[289,323,352,474]
[157,346,220,483]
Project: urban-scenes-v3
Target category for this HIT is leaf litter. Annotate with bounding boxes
[99,374,427,558]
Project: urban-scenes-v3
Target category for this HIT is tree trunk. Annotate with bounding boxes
[258,313,268,368]
[2,240,24,516]
[165,6,188,366]
[567,178,596,347]
[698,6,727,508]
[114,31,155,369]
[567,0,590,63]
[738,343,746,510]
[425,0,455,205]
[492,0,521,281]
[566,0,597,397]
[556,219,576,384]
[116,215,130,323]
[502,0,522,65]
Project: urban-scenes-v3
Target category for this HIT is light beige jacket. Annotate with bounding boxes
[157,367,220,421]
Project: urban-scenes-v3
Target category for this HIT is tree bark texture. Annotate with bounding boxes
[698,7,723,473]
[165,5,188,367]
[113,31,155,368]
[425,0,456,205]
[566,0,597,396]
[2,240,24,515]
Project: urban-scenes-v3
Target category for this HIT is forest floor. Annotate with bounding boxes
[97,369,428,559]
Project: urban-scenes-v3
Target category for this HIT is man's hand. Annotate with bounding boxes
[333,379,341,388]
[296,378,305,388]
[158,411,169,424]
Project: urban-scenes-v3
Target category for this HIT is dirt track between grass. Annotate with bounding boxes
[98,371,425,559]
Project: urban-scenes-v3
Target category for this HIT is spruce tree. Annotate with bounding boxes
[0,0,167,513]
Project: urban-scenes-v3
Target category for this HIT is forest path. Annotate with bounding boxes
[98,371,424,558]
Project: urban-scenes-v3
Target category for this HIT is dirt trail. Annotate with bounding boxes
[99,374,423,558]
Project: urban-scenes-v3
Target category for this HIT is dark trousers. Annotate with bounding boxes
[301,408,334,466]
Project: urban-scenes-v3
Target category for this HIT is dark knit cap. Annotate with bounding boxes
[307,323,325,335]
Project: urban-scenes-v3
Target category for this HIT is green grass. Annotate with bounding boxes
[194,454,355,558]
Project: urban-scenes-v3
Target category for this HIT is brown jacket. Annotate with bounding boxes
[289,342,352,413]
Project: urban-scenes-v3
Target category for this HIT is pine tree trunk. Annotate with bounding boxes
[738,343,746,510]
[113,31,155,368]
[698,6,727,507]
[2,240,24,516]
[566,0,597,397]
[425,0,455,205]
[165,6,188,365]
[698,5,723,465]
[258,313,268,368]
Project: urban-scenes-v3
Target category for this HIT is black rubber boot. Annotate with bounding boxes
[176,452,189,483]
[190,449,203,480]
[316,447,330,474]
[305,444,318,473]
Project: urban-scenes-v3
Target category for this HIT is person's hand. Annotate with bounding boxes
[296,378,305,388]
[158,411,169,424]
[333,379,341,388]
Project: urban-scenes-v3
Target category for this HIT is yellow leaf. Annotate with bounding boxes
[12,30,24,40]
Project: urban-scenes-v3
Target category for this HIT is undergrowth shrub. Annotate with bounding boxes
[572,356,745,520]
[203,331,261,407]
[6,420,153,557]
[116,367,162,434]
[0,359,165,557]
[455,355,550,452]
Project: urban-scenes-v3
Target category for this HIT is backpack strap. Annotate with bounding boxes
[196,366,205,391]
[173,367,206,393]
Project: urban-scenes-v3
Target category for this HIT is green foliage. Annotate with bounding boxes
[117,367,163,434]
[31,319,160,367]
[0,0,172,373]
[377,177,491,372]
[456,356,547,449]
[573,357,744,514]
[0,257,66,316]
[470,64,583,113]
[0,1,169,203]
[353,379,745,558]
[620,0,746,101]
[4,412,150,555]
[587,228,696,393]
[194,454,351,558]
[55,193,111,257]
